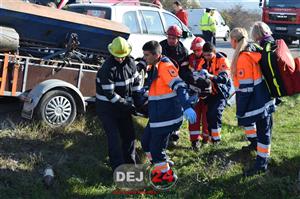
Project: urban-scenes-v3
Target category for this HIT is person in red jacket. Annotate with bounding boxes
[173,1,188,26]
[187,37,210,150]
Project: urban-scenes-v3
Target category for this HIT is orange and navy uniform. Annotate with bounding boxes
[234,46,275,169]
[146,56,190,132]
[141,56,192,174]
[198,52,231,142]
[198,52,231,98]
[233,51,275,125]
[187,53,209,142]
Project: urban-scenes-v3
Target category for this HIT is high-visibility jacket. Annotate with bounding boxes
[200,12,216,33]
[145,56,191,132]
[233,50,275,126]
[198,52,231,98]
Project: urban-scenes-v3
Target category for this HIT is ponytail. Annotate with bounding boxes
[230,28,249,76]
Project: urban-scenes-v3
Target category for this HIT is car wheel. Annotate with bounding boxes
[223,31,229,41]
[36,90,77,127]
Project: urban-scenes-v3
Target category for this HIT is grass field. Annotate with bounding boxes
[0,95,299,199]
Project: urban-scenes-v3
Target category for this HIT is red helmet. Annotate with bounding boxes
[190,37,205,51]
[166,25,182,37]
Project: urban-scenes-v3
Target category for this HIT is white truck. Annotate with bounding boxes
[187,8,230,41]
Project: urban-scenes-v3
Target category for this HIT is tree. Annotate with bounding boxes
[221,5,261,31]
[143,0,200,12]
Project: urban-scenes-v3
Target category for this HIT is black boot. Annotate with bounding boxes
[241,142,257,152]
[191,140,200,151]
[243,167,267,177]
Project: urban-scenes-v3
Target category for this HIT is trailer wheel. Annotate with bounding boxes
[36,90,77,127]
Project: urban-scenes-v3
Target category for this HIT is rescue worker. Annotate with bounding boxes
[200,8,216,44]
[160,25,190,146]
[187,37,211,150]
[198,42,231,144]
[240,21,280,152]
[141,40,197,184]
[230,28,275,176]
[173,1,188,26]
[160,25,189,70]
[251,21,282,106]
[95,36,143,171]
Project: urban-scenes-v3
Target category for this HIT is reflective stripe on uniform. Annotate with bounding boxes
[239,100,275,118]
[173,82,186,91]
[148,92,177,101]
[101,84,115,90]
[189,130,200,135]
[149,116,183,128]
[154,161,170,173]
[239,79,254,85]
[245,125,257,138]
[96,77,100,83]
[257,142,270,158]
[115,78,135,86]
[211,128,221,140]
[96,93,124,103]
[237,87,253,93]
[168,77,182,88]
[132,85,142,92]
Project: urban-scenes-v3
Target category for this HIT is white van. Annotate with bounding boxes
[67,3,195,58]
[187,9,230,41]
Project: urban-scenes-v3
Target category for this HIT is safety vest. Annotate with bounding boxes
[146,56,188,132]
[233,51,275,126]
[200,12,216,32]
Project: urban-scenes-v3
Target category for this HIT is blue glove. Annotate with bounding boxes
[183,108,197,124]
[188,94,199,105]
[199,69,214,79]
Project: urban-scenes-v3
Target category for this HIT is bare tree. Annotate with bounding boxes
[221,5,261,31]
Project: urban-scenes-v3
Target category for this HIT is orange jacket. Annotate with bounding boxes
[198,52,231,98]
[146,56,190,131]
[233,51,275,126]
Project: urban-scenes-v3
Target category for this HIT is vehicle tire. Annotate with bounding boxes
[223,31,229,41]
[36,90,77,127]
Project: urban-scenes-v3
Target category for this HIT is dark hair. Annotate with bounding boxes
[142,40,162,55]
[205,8,211,12]
[202,42,216,53]
[173,1,181,6]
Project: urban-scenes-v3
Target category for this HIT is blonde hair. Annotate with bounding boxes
[230,27,249,76]
[251,21,272,42]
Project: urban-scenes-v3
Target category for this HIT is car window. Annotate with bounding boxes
[162,12,183,31]
[122,11,141,33]
[67,6,112,19]
[140,10,164,35]
[138,11,147,34]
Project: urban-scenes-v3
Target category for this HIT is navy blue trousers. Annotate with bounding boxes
[96,101,136,170]
[141,123,171,163]
[255,114,273,169]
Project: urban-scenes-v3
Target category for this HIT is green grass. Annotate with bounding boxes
[0,96,300,199]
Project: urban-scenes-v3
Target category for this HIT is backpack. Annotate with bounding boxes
[259,39,300,97]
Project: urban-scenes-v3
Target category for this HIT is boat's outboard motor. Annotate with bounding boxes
[0,26,19,52]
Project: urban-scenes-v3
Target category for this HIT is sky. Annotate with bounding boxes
[199,0,260,11]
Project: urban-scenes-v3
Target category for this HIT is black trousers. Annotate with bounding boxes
[96,101,136,170]
[203,30,214,45]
